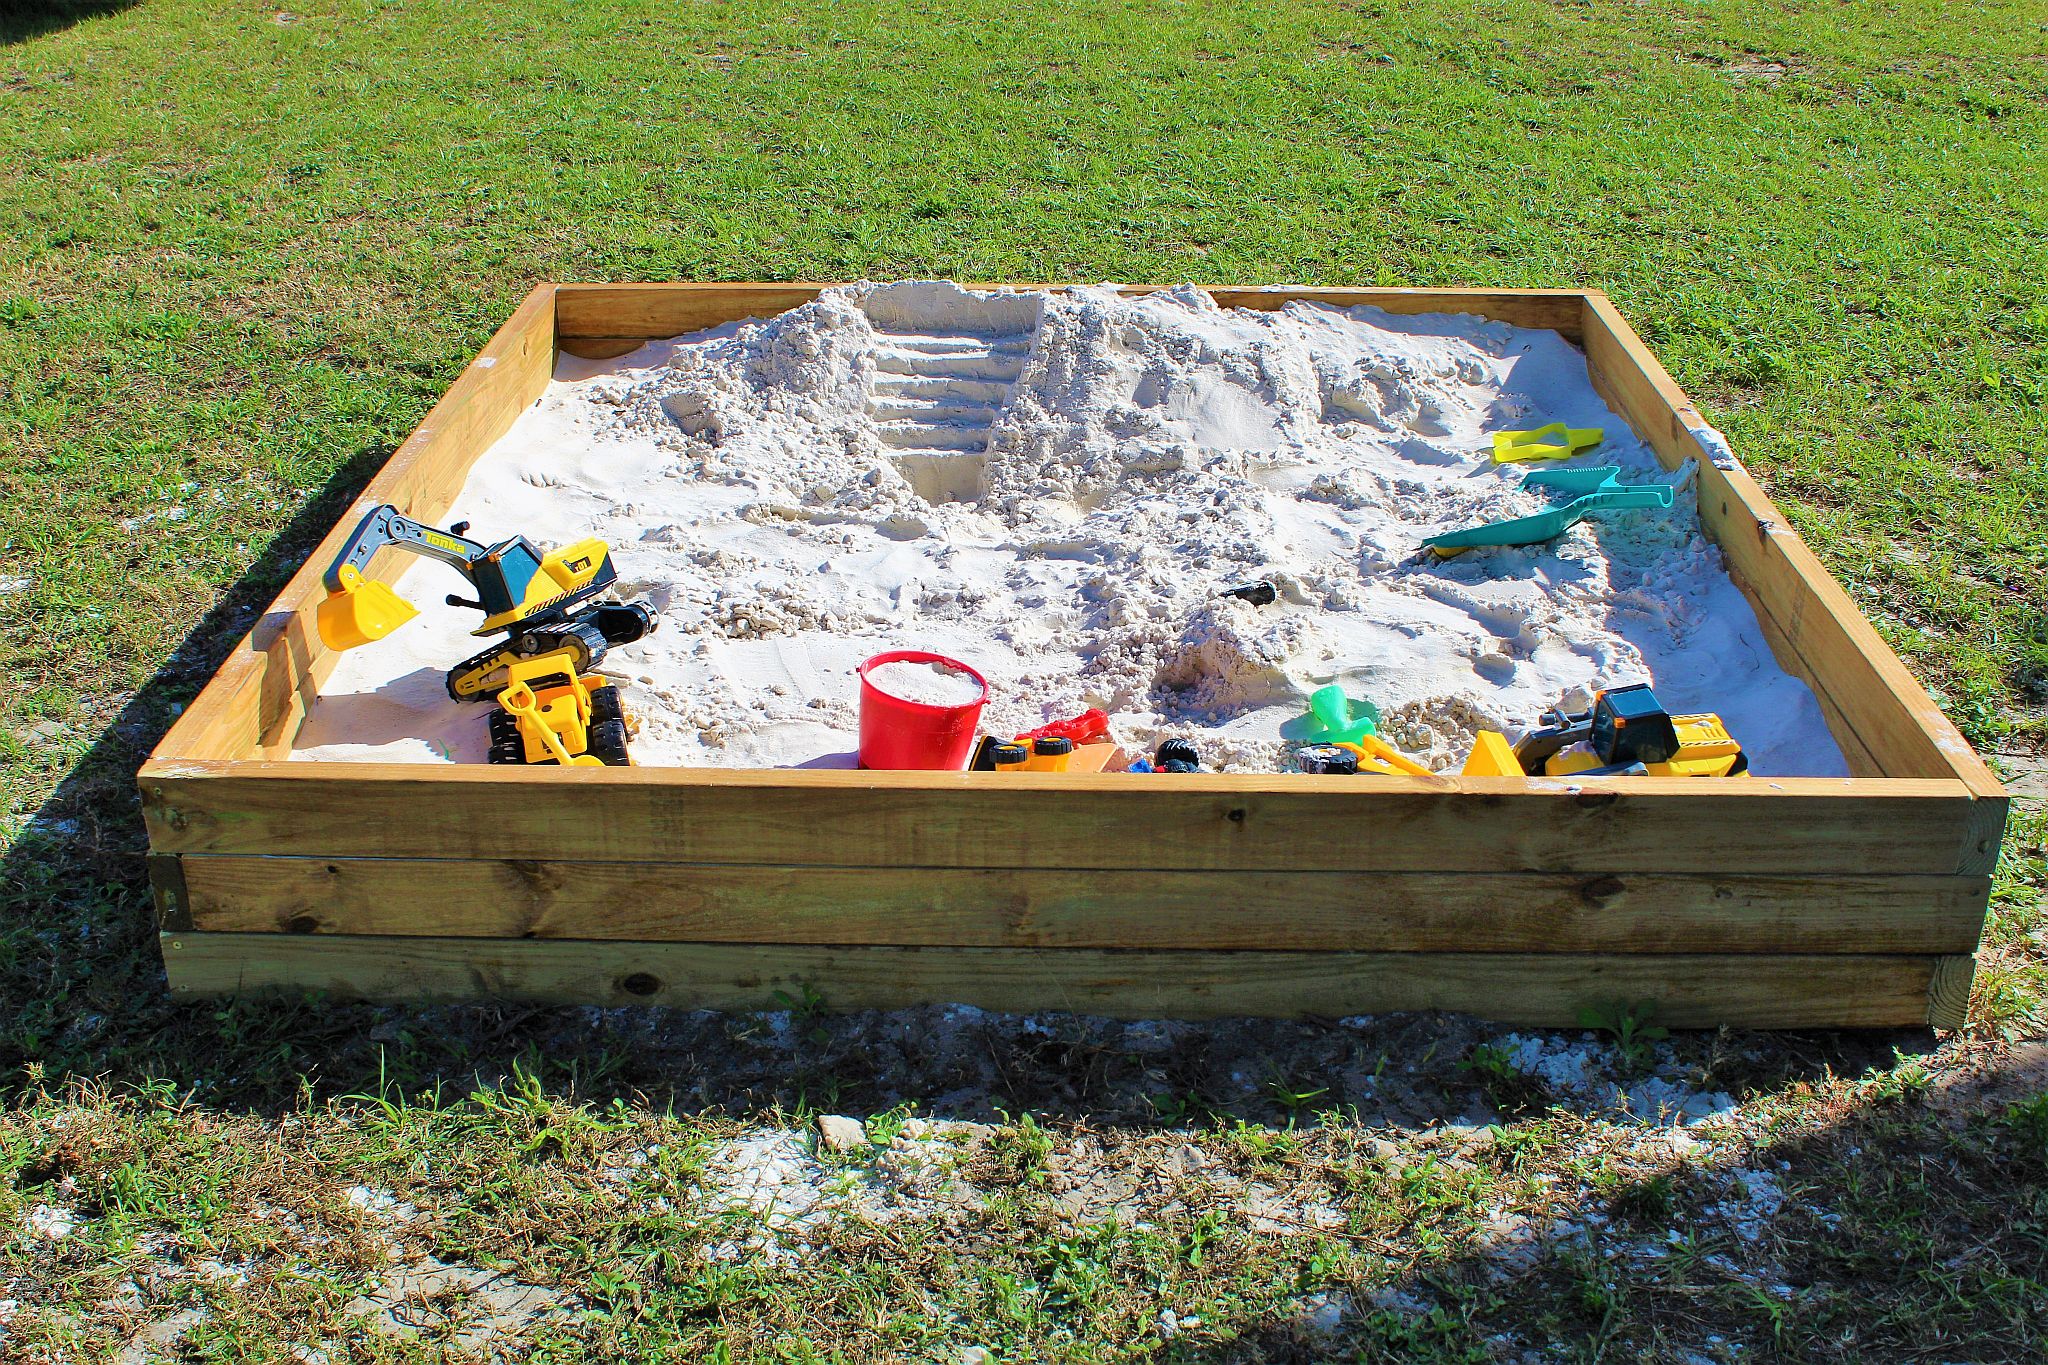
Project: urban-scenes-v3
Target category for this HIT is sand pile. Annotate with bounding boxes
[865,659,984,708]
[293,282,1846,775]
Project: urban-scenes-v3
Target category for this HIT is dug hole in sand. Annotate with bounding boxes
[294,282,1846,775]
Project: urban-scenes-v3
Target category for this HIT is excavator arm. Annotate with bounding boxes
[315,503,618,650]
[323,504,493,593]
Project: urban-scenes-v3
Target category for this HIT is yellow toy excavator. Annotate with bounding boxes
[1463,683,1746,779]
[315,504,657,766]
[315,504,657,703]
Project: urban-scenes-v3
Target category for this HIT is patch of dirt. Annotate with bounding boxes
[1993,750,2048,805]
[1721,58,1789,81]
[345,1256,571,1352]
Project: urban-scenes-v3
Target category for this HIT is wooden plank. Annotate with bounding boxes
[553,284,829,340]
[1580,293,2003,801]
[551,284,1590,343]
[153,284,561,764]
[179,855,1991,954]
[147,854,192,933]
[558,337,661,360]
[1203,288,1587,337]
[1927,954,1976,1030]
[137,762,1987,875]
[158,934,1948,1028]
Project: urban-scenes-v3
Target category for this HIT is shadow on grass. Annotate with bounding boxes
[0,445,400,1100]
[0,0,139,46]
[0,435,1957,1129]
[1135,1045,2048,1362]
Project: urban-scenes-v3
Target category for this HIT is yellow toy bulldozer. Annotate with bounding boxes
[486,655,631,767]
[1464,683,1746,779]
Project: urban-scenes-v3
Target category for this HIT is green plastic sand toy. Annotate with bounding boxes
[1306,685,1380,745]
[1423,465,1675,557]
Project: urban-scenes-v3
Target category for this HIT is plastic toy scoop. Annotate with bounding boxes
[1306,685,1380,745]
[1492,423,1604,463]
[1423,465,1675,557]
[316,565,419,650]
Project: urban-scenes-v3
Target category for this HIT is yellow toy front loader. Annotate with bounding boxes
[486,654,631,767]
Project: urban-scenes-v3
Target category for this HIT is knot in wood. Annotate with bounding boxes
[1578,876,1626,906]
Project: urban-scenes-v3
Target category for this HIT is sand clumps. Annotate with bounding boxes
[295,282,1845,776]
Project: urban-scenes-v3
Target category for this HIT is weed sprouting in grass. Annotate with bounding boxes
[1601,1168,1679,1225]
[1182,1208,1226,1267]
[2004,1093,2048,1166]
[1264,1069,1330,1124]
[861,1101,915,1148]
[983,1110,1053,1184]
[1736,1282,1794,1348]
[1396,1153,1473,1215]
[788,1075,845,1118]
[1351,1302,1493,1364]
[1224,1118,1303,1165]
[770,983,833,1048]
[1970,955,2048,1039]
[1036,1222,1126,1319]
[1859,1052,1934,1104]
[1576,1001,1671,1074]
[1461,1041,1549,1116]
[1562,1243,1629,1341]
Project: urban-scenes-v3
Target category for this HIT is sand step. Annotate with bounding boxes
[863,319,1034,486]
[874,421,995,451]
[866,398,998,425]
[875,331,1034,357]
[872,350,1026,380]
[867,375,1013,403]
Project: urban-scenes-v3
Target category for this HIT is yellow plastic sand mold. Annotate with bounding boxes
[316,565,420,651]
[1461,730,1524,777]
[1491,422,1604,464]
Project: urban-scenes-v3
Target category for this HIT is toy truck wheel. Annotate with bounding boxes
[588,717,630,766]
[588,685,624,727]
[488,710,520,746]
[486,741,525,765]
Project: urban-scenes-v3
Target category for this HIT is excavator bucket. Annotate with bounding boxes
[316,565,419,650]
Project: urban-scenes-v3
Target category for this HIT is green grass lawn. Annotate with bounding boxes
[2,0,2046,1359]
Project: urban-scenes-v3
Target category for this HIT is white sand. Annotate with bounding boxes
[866,659,985,708]
[292,282,1847,776]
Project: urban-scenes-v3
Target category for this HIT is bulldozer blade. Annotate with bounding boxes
[316,567,419,650]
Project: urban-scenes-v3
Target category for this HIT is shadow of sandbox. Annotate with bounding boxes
[0,0,140,47]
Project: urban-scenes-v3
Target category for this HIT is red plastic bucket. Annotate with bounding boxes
[857,650,989,770]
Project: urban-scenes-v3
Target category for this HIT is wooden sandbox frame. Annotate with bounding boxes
[139,284,2008,1028]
